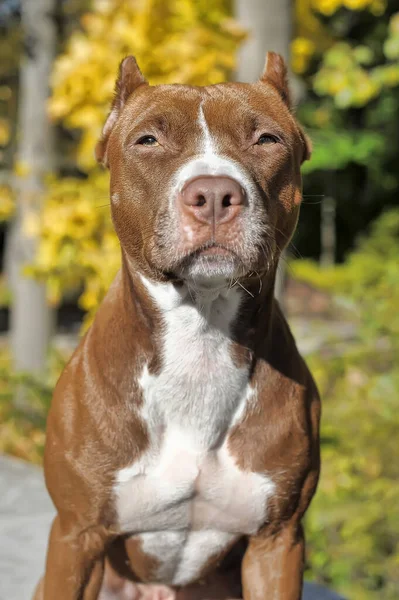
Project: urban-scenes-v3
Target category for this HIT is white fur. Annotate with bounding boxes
[114,276,275,585]
[198,105,217,155]
[170,104,258,203]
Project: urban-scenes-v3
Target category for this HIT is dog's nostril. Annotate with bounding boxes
[197,194,206,207]
[222,194,232,207]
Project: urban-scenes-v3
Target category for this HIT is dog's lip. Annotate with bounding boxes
[188,243,240,262]
[172,243,243,274]
[197,245,233,257]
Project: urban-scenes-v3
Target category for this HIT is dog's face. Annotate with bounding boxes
[96,54,311,284]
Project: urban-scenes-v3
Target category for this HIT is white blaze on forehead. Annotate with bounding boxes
[170,102,257,201]
[198,104,217,156]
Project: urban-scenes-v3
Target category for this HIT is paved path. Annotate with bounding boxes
[0,456,53,600]
[0,455,345,600]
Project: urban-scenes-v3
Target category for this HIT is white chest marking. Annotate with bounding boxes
[138,277,247,446]
[113,277,276,585]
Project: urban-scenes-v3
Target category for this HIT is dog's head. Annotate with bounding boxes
[96,54,311,286]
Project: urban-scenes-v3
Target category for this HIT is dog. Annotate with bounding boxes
[34,51,320,600]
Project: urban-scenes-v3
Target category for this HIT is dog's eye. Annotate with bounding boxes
[137,135,159,146]
[257,134,278,145]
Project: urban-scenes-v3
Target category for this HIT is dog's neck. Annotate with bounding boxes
[120,250,277,353]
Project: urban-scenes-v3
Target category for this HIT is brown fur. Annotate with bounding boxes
[34,52,320,600]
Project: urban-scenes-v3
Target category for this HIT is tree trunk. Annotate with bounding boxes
[320,196,336,268]
[7,0,56,399]
[234,0,293,307]
[234,0,292,83]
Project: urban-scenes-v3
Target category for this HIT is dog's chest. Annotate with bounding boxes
[140,286,248,445]
[115,426,275,585]
[113,281,275,584]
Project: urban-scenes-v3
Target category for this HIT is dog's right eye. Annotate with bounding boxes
[137,135,159,146]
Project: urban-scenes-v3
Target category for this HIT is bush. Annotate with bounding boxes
[297,209,399,599]
[0,350,64,463]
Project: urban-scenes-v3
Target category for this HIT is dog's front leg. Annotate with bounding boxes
[39,515,106,600]
[241,522,304,600]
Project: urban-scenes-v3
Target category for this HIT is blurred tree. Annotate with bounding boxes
[234,0,293,304]
[235,0,292,81]
[292,0,399,262]
[0,0,20,247]
[6,0,56,396]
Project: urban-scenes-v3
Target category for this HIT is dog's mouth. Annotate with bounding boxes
[185,241,239,262]
[173,242,248,282]
[196,244,235,258]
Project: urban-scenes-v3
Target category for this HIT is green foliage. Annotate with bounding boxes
[306,349,399,600]
[295,209,399,598]
[302,130,385,172]
[0,349,66,464]
[296,3,399,260]
[292,208,399,341]
[313,24,399,109]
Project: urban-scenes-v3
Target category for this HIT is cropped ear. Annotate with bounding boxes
[95,56,147,166]
[260,51,290,107]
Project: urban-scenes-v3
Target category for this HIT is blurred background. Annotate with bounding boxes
[0,0,398,598]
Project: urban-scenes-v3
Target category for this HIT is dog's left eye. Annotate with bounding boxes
[257,134,278,145]
[137,135,159,146]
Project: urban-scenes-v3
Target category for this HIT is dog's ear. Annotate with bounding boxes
[299,128,312,163]
[95,56,147,166]
[260,51,290,107]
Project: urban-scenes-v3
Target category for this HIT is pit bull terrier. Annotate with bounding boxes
[34,51,320,600]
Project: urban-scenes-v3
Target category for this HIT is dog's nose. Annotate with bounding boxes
[179,176,245,225]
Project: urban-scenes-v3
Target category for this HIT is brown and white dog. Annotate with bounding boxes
[34,52,320,600]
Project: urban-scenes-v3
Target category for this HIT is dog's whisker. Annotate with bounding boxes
[236,280,254,298]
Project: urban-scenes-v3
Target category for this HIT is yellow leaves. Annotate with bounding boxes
[47,95,71,121]
[48,0,245,171]
[77,129,103,171]
[14,160,31,178]
[313,42,383,107]
[373,64,399,87]
[0,349,47,464]
[313,0,343,16]
[291,37,316,74]
[344,0,386,14]
[33,0,245,326]
[0,414,45,464]
[22,211,41,238]
[0,118,10,146]
[293,0,333,74]
[79,231,120,323]
[312,0,386,16]
[0,85,12,101]
[31,172,120,316]
[0,185,15,221]
[391,12,399,34]
[293,0,389,75]
[80,12,107,36]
